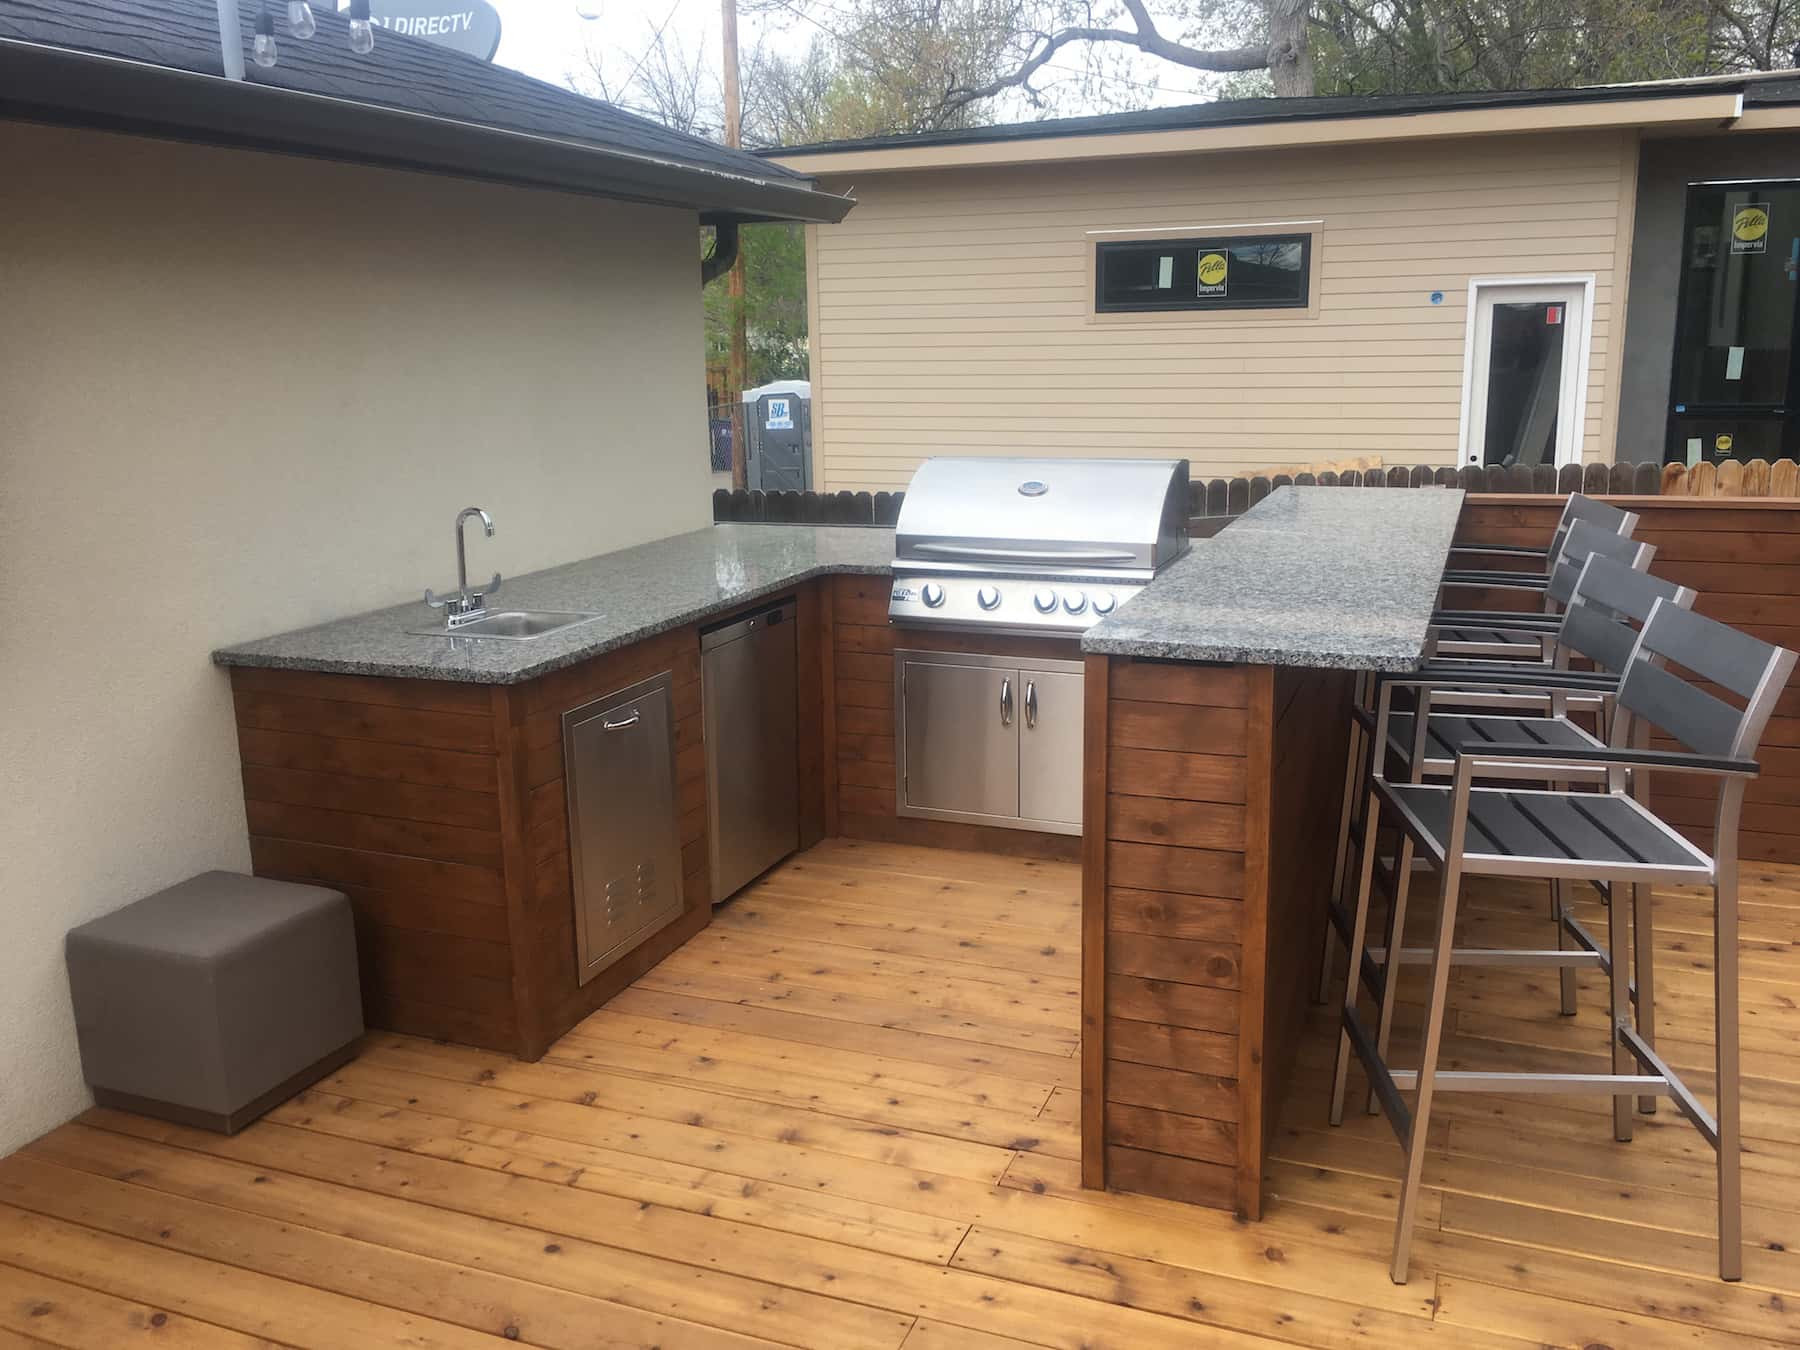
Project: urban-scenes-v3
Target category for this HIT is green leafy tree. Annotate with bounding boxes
[703,222,810,387]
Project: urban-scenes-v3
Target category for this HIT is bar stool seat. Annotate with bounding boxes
[1381,780,1716,878]
[1381,712,1603,778]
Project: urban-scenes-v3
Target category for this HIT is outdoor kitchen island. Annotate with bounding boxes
[1077,485,1466,1219]
[210,485,1464,1223]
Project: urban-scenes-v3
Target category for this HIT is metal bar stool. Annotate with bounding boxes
[1330,599,1795,1283]
[1344,554,1697,1108]
[1435,494,1639,660]
[1317,523,1660,1005]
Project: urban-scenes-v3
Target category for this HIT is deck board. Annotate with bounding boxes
[4,838,1797,1347]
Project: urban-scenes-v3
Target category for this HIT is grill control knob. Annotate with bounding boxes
[1062,590,1088,616]
[921,582,946,609]
[1092,591,1117,615]
[1032,589,1058,614]
[976,585,1002,611]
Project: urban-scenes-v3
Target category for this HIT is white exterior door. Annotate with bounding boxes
[1460,279,1593,468]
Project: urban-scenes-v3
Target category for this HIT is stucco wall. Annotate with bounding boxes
[0,121,711,1154]
[804,129,1637,490]
[1616,131,1800,459]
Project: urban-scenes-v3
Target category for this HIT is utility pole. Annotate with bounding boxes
[721,0,749,490]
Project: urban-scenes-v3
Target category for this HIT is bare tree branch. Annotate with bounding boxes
[940,1,1275,112]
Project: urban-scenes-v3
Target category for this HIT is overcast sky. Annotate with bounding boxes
[466,0,1223,138]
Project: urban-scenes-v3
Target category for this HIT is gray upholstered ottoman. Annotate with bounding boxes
[66,871,363,1133]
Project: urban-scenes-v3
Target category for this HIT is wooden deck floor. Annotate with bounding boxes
[3,837,1798,1347]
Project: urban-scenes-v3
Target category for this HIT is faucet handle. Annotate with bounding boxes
[476,572,502,600]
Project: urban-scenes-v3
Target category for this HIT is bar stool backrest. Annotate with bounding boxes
[1545,494,1640,576]
[1545,522,1656,611]
[1616,602,1797,762]
[1557,553,1695,674]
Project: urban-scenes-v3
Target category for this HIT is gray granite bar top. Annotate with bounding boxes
[212,524,895,685]
[1081,485,1466,671]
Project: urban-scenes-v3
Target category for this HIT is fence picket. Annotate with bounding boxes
[712,457,1800,525]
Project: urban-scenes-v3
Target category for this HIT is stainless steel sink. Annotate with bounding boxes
[407,610,604,641]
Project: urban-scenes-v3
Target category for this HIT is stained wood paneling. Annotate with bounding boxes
[229,599,732,1060]
[1089,656,1269,1213]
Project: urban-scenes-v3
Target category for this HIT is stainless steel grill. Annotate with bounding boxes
[887,457,1191,636]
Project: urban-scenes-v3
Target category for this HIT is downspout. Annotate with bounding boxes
[216,0,245,80]
[702,219,739,286]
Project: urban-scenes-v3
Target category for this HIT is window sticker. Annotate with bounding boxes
[1732,204,1769,255]
[1157,256,1173,289]
[1196,251,1229,298]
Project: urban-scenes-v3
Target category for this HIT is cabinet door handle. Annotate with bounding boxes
[1024,680,1038,729]
[999,678,1013,727]
[601,711,641,732]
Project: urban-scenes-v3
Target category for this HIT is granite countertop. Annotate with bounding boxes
[216,487,1465,685]
[212,524,895,684]
[1081,485,1466,671]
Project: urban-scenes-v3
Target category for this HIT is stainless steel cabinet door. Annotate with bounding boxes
[703,602,800,902]
[1018,665,1085,828]
[563,671,685,986]
[897,654,1019,824]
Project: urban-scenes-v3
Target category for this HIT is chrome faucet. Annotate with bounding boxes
[425,506,502,628]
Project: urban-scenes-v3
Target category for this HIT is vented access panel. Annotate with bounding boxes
[562,670,685,985]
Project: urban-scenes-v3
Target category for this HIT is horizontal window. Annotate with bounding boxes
[1095,234,1311,313]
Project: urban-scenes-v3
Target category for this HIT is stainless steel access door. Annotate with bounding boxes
[702,598,800,903]
[1019,664,1085,828]
[563,671,685,986]
[896,651,1019,825]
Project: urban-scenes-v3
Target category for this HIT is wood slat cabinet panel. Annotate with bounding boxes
[1085,657,1263,1217]
[228,597,739,1062]
[1084,657,1348,1221]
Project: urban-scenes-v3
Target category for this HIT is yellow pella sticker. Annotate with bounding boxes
[1196,251,1228,296]
[1732,205,1769,254]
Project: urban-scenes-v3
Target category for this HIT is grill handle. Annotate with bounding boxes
[1000,677,1013,727]
[1024,680,1038,729]
[912,542,1139,564]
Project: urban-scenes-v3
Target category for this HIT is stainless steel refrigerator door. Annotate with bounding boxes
[703,600,800,903]
[1018,665,1085,828]
[896,651,1020,825]
[563,671,685,986]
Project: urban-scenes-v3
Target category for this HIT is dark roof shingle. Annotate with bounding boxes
[767,73,1800,157]
[0,0,808,183]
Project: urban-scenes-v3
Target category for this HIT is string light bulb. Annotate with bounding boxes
[252,5,278,65]
[347,0,375,53]
[286,0,316,39]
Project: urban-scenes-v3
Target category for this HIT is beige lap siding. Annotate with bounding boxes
[805,129,1634,490]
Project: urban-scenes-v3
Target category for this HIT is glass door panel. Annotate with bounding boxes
[1462,282,1587,468]
[1482,301,1566,467]
[1667,182,1800,463]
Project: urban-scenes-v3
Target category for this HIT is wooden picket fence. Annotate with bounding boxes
[712,458,1800,527]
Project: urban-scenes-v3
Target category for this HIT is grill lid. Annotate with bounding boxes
[894,457,1190,578]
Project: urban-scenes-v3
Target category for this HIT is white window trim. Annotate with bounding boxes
[1455,274,1597,468]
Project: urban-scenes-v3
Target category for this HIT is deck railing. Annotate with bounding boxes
[713,459,1800,527]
